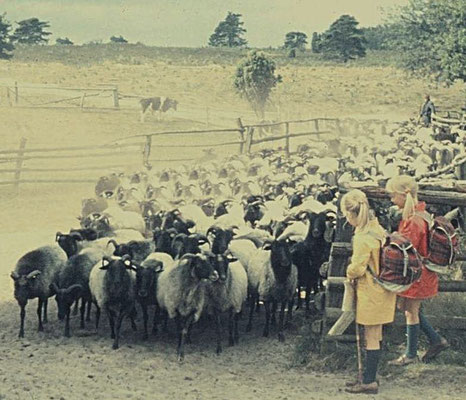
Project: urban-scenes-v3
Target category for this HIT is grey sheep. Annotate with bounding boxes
[11,245,68,338]
[156,253,219,361]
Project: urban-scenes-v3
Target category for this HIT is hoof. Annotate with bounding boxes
[18,332,24,339]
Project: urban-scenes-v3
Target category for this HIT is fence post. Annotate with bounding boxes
[285,122,290,156]
[237,118,245,154]
[14,137,27,191]
[314,119,319,132]
[14,81,18,105]
[80,92,86,110]
[113,86,120,109]
[6,87,12,106]
[143,135,152,169]
[245,127,254,154]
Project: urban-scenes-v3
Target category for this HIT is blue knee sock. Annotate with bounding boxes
[363,349,380,384]
[419,311,441,345]
[405,324,419,359]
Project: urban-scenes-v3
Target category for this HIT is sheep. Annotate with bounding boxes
[206,252,248,354]
[11,245,68,338]
[135,257,164,340]
[247,239,298,341]
[89,254,138,349]
[52,247,105,337]
[156,253,219,361]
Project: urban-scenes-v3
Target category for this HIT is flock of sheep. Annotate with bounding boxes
[11,120,462,361]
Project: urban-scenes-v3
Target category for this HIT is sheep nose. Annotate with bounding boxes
[209,270,219,282]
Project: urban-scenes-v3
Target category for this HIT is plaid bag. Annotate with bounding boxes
[416,212,459,272]
[368,232,423,293]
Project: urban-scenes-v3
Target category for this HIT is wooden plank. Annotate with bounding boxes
[342,184,466,207]
[0,151,140,161]
[0,179,96,185]
[0,164,142,173]
[325,307,466,330]
[0,142,141,155]
[14,138,27,191]
[252,130,333,144]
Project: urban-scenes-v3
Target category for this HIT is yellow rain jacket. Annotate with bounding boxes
[346,218,396,326]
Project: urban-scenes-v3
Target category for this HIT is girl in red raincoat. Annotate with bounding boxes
[386,175,449,365]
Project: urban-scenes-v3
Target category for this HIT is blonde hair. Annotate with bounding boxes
[340,189,370,232]
[386,175,418,220]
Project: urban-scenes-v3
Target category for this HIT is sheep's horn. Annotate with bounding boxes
[26,270,41,280]
[10,271,19,280]
[69,231,84,241]
[206,226,218,237]
[64,284,82,294]
[107,239,118,248]
[51,282,60,294]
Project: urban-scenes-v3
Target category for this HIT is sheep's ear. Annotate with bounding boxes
[225,254,238,263]
[100,257,110,270]
[55,232,63,242]
[262,242,272,251]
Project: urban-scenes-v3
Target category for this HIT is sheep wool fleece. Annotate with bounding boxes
[346,219,397,326]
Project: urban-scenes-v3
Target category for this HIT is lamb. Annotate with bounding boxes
[89,254,138,349]
[52,247,105,337]
[11,245,68,338]
[206,252,248,354]
[156,253,219,361]
[247,239,298,341]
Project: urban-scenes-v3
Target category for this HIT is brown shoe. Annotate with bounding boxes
[345,382,378,394]
[346,378,379,387]
[387,354,418,366]
[422,338,450,363]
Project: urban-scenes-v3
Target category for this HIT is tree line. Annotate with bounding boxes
[0,1,465,83]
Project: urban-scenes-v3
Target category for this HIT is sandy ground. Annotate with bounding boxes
[0,59,465,399]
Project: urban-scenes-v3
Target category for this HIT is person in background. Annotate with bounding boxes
[420,94,436,127]
[386,175,449,366]
[341,189,397,395]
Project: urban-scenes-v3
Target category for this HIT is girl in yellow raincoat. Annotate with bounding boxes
[341,189,397,395]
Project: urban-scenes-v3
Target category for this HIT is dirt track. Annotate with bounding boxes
[0,59,465,399]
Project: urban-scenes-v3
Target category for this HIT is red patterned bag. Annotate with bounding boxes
[368,232,423,293]
[416,212,459,272]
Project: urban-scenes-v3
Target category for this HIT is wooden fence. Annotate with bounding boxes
[0,82,120,109]
[0,116,392,188]
[320,184,466,348]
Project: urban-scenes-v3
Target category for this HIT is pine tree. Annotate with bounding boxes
[320,15,366,62]
[208,12,247,47]
[283,32,308,57]
[0,13,14,59]
[11,18,52,44]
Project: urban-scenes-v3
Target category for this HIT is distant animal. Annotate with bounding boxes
[139,97,178,122]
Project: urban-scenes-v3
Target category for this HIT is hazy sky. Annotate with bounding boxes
[0,0,408,47]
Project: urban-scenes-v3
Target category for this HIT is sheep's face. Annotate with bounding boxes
[243,203,264,226]
[11,271,41,305]
[54,285,82,320]
[187,255,218,282]
[100,257,136,297]
[267,240,292,283]
[56,233,80,258]
[136,262,163,298]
